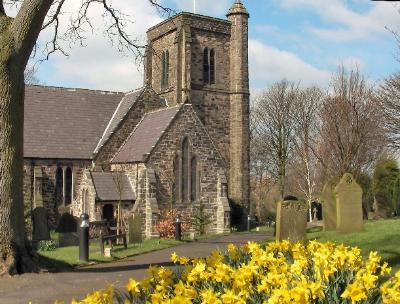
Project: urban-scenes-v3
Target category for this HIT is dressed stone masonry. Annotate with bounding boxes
[22,0,250,237]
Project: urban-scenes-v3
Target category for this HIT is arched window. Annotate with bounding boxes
[181,137,189,202]
[65,167,72,205]
[173,153,180,202]
[209,49,215,84]
[162,50,169,88]
[55,167,63,206]
[203,47,215,85]
[203,48,209,84]
[190,156,198,202]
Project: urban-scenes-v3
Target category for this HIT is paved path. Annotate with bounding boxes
[0,233,271,304]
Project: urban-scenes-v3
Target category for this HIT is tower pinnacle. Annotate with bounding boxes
[227,0,249,17]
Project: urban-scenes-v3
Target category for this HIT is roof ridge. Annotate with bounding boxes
[93,95,126,155]
[125,86,144,95]
[26,84,124,95]
[92,87,146,156]
[146,104,181,115]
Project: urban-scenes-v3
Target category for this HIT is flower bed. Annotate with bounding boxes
[67,241,400,304]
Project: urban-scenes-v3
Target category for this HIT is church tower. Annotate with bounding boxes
[227,0,250,212]
[144,0,250,213]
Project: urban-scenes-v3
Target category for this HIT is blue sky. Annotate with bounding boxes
[19,0,400,92]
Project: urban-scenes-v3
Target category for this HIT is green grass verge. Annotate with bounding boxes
[38,238,182,272]
[307,218,400,273]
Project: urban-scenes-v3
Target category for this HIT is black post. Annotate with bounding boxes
[79,213,89,262]
[175,216,182,241]
[247,214,251,232]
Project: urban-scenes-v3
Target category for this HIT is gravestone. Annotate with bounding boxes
[335,173,363,233]
[128,213,142,244]
[321,182,337,231]
[32,207,50,241]
[276,199,308,242]
[57,213,79,247]
[56,213,77,233]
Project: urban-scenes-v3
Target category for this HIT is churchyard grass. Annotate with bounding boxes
[307,218,400,272]
[38,237,182,271]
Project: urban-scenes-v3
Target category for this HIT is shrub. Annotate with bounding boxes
[154,209,190,239]
[66,240,400,304]
[190,200,213,236]
[38,240,57,251]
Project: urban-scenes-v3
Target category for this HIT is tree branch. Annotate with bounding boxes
[41,0,65,30]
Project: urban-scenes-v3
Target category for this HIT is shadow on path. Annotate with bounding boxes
[73,261,175,273]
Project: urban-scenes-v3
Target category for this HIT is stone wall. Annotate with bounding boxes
[146,11,250,213]
[150,30,178,104]
[146,104,226,233]
[23,159,90,229]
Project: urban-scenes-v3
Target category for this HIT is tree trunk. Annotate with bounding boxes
[0,59,38,275]
[0,0,54,275]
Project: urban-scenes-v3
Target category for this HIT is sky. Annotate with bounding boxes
[6,0,400,93]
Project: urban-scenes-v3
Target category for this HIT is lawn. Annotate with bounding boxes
[38,237,182,271]
[307,218,400,272]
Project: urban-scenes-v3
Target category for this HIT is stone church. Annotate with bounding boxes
[23,0,250,238]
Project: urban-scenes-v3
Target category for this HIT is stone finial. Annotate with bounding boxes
[226,0,249,17]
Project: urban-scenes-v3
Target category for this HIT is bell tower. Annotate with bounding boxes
[227,0,250,212]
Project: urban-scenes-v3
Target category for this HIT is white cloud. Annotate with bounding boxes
[34,0,163,91]
[255,24,280,35]
[277,0,400,41]
[169,0,231,16]
[336,56,365,71]
[249,39,331,88]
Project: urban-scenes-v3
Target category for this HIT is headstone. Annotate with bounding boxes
[275,199,308,242]
[56,213,77,233]
[128,213,142,244]
[335,173,363,233]
[312,207,318,221]
[32,207,50,241]
[321,182,337,231]
[104,247,112,258]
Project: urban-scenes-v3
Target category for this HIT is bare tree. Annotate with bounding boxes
[251,80,298,199]
[379,73,400,151]
[291,87,324,218]
[317,66,386,179]
[111,167,127,239]
[24,66,40,85]
[0,0,170,275]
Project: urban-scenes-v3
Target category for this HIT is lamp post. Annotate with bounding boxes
[79,213,89,262]
[247,214,251,232]
[175,215,182,241]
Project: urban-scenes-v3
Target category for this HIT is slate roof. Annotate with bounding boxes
[93,88,144,154]
[90,171,135,201]
[112,106,181,163]
[24,85,124,159]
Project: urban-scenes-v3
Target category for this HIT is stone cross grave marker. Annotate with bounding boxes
[32,207,50,241]
[335,173,363,233]
[276,199,308,242]
[321,181,337,231]
[128,213,142,244]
